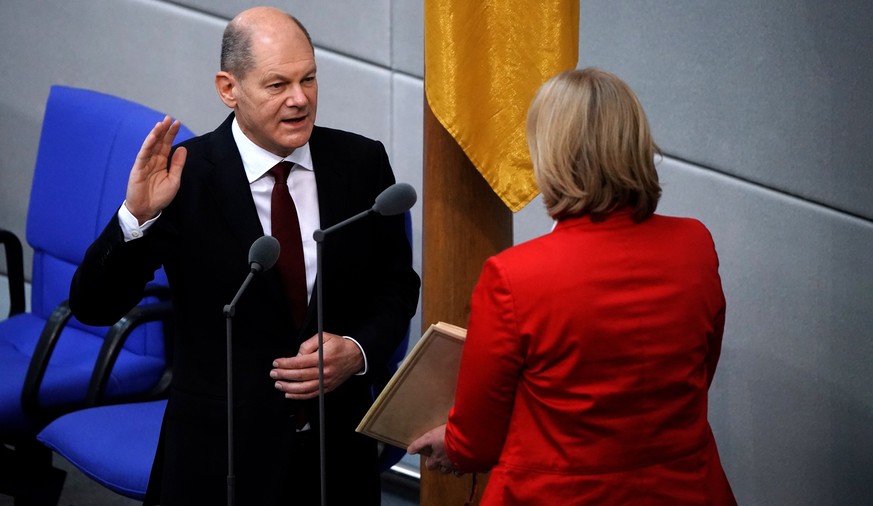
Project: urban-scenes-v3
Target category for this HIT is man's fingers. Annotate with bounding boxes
[168,146,187,180]
[297,337,318,356]
[270,362,314,382]
[297,332,337,356]
[135,117,174,166]
[274,378,320,399]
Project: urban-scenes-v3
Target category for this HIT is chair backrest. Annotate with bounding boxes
[25,85,195,358]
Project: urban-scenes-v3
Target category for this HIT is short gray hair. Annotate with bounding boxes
[220,12,313,78]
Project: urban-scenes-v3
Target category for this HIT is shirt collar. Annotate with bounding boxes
[232,117,313,184]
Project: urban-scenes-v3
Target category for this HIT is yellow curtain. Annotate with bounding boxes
[424,0,580,212]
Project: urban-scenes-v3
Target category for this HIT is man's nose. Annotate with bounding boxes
[285,86,307,107]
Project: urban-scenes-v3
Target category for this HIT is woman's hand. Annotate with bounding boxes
[408,424,462,476]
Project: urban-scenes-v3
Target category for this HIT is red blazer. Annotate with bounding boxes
[445,209,736,505]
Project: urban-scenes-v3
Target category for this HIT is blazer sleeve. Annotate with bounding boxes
[69,212,163,326]
[445,256,524,472]
[705,249,726,388]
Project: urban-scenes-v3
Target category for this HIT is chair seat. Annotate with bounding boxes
[0,313,165,433]
[37,400,166,500]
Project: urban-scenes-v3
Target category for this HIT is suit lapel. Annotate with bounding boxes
[203,114,288,317]
[309,127,345,232]
[300,127,329,338]
[203,115,264,248]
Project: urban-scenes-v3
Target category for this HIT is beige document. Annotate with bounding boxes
[356,321,467,449]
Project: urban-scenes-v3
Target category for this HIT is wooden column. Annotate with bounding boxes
[419,101,512,504]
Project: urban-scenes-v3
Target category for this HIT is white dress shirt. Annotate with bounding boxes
[231,118,319,302]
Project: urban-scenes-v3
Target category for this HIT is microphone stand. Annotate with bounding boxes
[312,208,373,506]
[311,182,416,506]
[315,237,326,506]
[224,273,256,506]
[223,235,278,506]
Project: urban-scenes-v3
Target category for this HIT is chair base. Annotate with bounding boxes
[0,440,66,506]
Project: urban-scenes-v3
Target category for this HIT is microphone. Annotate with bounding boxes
[223,235,279,506]
[313,183,417,241]
[312,182,417,506]
[226,236,280,314]
[248,234,280,273]
[373,182,417,216]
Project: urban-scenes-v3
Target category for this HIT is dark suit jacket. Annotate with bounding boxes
[70,114,421,505]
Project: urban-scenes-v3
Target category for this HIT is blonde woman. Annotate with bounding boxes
[409,68,736,505]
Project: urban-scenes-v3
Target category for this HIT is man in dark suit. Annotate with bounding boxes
[69,6,420,505]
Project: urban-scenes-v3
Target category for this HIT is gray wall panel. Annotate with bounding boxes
[578,0,873,220]
[513,194,552,244]
[174,0,393,67]
[1,0,227,134]
[392,0,425,77]
[658,157,873,505]
[389,75,424,198]
[276,0,393,67]
[315,50,392,142]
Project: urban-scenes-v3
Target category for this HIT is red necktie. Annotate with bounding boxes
[269,161,308,329]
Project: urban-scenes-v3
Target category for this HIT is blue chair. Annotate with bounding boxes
[0,85,194,504]
[36,211,416,502]
[38,400,167,500]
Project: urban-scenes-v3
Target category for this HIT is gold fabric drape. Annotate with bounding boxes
[424,0,580,212]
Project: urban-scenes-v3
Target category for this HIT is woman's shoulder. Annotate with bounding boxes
[489,229,566,269]
[649,214,715,242]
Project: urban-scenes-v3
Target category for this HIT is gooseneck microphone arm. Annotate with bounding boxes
[223,235,279,506]
[312,209,372,242]
[312,182,417,506]
[312,182,417,242]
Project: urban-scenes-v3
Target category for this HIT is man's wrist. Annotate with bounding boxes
[118,201,159,242]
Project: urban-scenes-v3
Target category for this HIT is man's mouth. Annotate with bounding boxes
[282,115,307,126]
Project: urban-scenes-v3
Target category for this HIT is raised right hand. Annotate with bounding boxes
[124,116,188,224]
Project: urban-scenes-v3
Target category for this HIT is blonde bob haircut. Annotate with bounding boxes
[526,67,661,223]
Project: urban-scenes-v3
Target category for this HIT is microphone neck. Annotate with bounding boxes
[313,208,374,242]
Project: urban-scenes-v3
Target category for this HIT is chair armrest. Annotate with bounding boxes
[142,282,171,300]
[85,298,175,406]
[20,300,75,425]
[21,287,174,424]
[0,228,26,317]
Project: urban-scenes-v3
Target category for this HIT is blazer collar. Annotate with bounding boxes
[203,113,266,253]
[307,126,347,230]
[553,207,638,233]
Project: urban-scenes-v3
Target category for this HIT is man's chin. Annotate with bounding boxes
[277,131,312,151]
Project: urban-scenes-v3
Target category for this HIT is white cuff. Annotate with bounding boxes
[342,336,368,376]
[118,202,159,242]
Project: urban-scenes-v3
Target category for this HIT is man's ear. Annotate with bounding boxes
[215,71,237,109]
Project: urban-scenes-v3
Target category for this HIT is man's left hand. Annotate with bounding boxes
[270,332,364,399]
